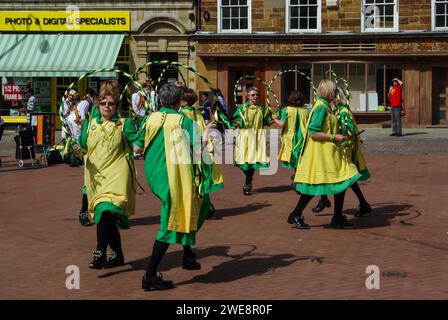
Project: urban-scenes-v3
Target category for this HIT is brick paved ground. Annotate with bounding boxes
[0,129,447,299]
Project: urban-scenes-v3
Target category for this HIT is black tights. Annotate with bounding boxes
[145,242,196,279]
[96,212,123,256]
[243,169,255,185]
[319,183,367,207]
[80,193,88,213]
[350,182,368,206]
[294,191,346,217]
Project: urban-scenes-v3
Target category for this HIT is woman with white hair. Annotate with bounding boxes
[289,79,361,230]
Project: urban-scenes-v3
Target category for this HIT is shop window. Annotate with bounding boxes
[287,0,321,33]
[362,0,398,32]
[348,64,367,112]
[433,0,448,30]
[307,63,401,112]
[280,65,312,106]
[218,0,251,33]
[0,77,52,116]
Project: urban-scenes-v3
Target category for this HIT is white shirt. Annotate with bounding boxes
[66,101,88,141]
[149,90,157,112]
[132,92,147,117]
[27,95,38,112]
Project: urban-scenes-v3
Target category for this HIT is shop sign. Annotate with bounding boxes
[3,84,30,102]
[0,11,130,32]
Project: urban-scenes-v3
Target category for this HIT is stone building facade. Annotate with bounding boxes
[194,0,448,126]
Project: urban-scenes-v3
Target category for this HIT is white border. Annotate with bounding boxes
[361,0,399,32]
[217,0,252,34]
[432,0,448,31]
[285,0,321,33]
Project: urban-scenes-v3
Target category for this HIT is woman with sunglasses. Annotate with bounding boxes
[73,81,138,269]
[233,87,272,195]
[289,79,361,229]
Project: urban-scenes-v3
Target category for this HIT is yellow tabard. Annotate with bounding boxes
[294,101,359,185]
[278,106,308,162]
[179,107,224,187]
[84,117,136,219]
[144,112,202,233]
[234,105,269,165]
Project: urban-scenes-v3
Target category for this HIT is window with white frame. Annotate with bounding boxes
[362,0,398,32]
[287,0,321,32]
[433,0,448,30]
[218,0,251,33]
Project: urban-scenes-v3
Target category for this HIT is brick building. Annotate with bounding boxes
[192,0,448,126]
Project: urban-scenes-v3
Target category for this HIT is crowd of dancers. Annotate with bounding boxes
[67,74,371,291]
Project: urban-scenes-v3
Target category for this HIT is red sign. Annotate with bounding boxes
[3,84,30,102]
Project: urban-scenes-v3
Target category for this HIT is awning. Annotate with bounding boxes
[0,34,124,77]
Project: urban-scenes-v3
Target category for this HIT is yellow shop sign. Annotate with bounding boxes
[0,11,130,32]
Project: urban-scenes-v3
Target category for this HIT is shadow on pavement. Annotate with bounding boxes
[340,202,420,229]
[254,185,293,193]
[401,132,428,137]
[176,253,323,286]
[99,244,325,285]
[214,201,271,219]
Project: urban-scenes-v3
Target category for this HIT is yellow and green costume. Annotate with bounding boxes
[337,104,370,181]
[233,102,272,170]
[135,108,211,245]
[179,106,224,193]
[278,106,309,169]
[294,98,361,195]
[78,112,137,227]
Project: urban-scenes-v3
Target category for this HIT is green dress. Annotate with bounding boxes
[135,108,211,246]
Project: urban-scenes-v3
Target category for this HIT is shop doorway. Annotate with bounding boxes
[433,68,448,125]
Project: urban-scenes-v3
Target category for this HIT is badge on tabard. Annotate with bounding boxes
[90,124,97,131]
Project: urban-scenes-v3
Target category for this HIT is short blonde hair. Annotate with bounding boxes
[99,81,120,103]
[317,79,337,101]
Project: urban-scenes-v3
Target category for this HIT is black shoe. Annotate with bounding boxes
[182,255,201,270]
[355,203,372,217]
[312,198,331,213]
[89,250,106,269]
[331,215,355,229]
[142,273,174,291]
[243,184,252,196]
[104,251,124,269]
[79,212,92,226]
[390,133,396,136]
[396,134,402,137]
[288,213,310,229]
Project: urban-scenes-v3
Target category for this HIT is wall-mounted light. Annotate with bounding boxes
[204,10,211,22]
[327,0,339,9]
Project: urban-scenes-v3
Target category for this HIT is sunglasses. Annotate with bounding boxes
[99,100,116,107]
